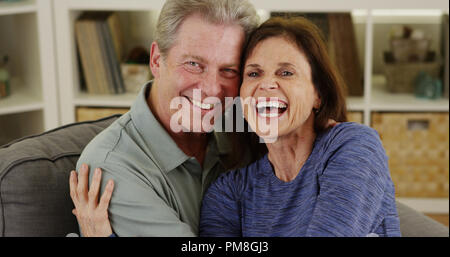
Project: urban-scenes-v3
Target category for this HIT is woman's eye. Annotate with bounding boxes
[281,71,293,76]
[247,72,259,77]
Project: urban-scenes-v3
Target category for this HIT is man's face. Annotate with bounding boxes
[151,14,245,133]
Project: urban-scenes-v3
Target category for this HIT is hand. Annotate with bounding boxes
[69,163,114,237]
[326,119,339,128]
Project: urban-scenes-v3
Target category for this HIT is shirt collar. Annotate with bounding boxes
[130,81,189,172]
[130,81,232,173]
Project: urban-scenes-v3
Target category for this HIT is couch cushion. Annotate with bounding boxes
[396,201,449,237]
[0,115,120,236]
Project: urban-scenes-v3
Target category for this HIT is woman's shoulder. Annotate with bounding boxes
[327,121,379,138]
[316,122,390,180]
[318,122,382,151]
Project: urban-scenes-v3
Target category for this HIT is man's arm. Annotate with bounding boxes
[74,162,196,237]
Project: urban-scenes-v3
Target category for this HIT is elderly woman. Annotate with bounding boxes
[71,17,401,237]
[199,17,400,237]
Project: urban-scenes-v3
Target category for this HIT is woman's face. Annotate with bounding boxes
[240,36,321,140]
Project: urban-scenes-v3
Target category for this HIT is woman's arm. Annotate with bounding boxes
[306,126,392,237]
[199,172,242,237]
[69,163,115,237]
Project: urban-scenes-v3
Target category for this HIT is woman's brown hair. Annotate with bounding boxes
[226,16,349,168]
[242,16,348,132]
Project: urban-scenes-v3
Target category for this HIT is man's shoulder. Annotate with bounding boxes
[78,113,132,164]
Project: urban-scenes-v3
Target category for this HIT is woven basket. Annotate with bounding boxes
[347,111,363,124]
[383,52,441,93]
[76,107,129,122]
[391,38,430,62]
[372,112,449,198]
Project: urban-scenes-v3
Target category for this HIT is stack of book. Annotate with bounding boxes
[75,12,125,94]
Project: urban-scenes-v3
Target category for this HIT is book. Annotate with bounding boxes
[75,16,99,94]
[328,13,363,96]
[75,12,125,94]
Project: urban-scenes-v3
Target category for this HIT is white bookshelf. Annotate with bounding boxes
[0,0,36,15]
[0,0,59,145]
[49,0,448,214]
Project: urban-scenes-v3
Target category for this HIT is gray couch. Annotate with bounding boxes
[0,115,448,237]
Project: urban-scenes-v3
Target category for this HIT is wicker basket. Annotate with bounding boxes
[76,107,129,122]
[383,52,441,93]
[347,111,363,124]
[372,112,449,198]
[391,38,430,62]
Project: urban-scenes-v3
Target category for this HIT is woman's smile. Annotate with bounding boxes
[255,98,288,118]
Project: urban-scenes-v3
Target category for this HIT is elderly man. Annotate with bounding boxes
[69,0,259,236]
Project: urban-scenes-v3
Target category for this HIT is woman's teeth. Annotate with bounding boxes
[256,101,288,117]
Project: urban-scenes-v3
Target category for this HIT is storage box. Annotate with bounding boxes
[383,52,441,93]
[76,107,129,122]
[371,112,449,198]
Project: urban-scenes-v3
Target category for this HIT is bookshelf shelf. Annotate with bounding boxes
[74,91,138,107]
[0,82,43,116]
[0,0,36,16]
[370,75,450,112]
[346,96,366,111]
[66,0,164,11]
[0,0,59,144]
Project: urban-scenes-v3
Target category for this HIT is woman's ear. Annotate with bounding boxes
[149,41,161,79]
[313,92,321,110]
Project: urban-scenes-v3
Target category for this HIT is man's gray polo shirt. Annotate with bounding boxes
[76,82,234,236]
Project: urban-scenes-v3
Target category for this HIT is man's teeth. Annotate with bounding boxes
[191,99,215,110]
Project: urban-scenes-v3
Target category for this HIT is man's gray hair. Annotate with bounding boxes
[155,0,260,58]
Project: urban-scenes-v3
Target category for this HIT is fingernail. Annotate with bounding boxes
[95,168,100,175]
[82,163,88,171]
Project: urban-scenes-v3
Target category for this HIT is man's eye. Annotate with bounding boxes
[184,61,203,73]
[222,69,239,79]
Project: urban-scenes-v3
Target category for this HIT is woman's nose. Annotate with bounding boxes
[259,78,279,91]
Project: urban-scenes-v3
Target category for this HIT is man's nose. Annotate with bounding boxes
[201,70,222,97]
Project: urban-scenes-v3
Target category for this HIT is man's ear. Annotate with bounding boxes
[150,41,162,79]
